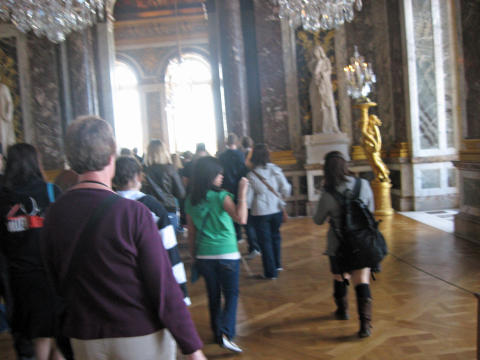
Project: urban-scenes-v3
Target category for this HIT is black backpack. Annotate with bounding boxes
[328,178,387,273]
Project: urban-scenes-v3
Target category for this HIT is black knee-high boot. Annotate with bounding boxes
[355,283,372,338]
[333,280,349,320]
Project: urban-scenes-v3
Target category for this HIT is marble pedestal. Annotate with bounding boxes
[304,132,352,215]
[304,132,350,165]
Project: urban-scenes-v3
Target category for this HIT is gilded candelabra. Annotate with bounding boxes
[344,47,393,215]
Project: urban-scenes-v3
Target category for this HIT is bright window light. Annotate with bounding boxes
[165,53,217,155]
[113,61,144,155]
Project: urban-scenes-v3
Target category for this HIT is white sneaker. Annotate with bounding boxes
[221,335,243,353]
[245,249,261,260]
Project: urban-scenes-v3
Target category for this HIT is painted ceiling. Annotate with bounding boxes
[114,0,203,15]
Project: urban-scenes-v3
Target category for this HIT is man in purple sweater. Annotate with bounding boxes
[41,116,206,360]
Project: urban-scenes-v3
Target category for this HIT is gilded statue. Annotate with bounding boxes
[359,114,390,182]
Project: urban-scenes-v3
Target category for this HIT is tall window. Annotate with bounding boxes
[113,61,143,154]
[165,53,217,154]
[404,0,457,156]
[404,0,458,200]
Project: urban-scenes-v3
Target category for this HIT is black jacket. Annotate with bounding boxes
[142,164,186,212]
[218,149,248,198]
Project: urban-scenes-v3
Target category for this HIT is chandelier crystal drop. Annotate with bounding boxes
[0,0,105,43]
[344,46,376,101]
[274,0,362,31]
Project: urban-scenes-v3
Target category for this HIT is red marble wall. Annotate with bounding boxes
[27,36,64,170]
[253,0,290,151]
[460,0,480,139]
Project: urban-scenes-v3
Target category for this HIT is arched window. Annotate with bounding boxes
[113,61,143,155]
[165,53,217,154]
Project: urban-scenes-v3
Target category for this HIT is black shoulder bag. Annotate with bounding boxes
[328,178,387,274]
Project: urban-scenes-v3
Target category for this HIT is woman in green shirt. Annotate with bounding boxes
[185,157,248,353]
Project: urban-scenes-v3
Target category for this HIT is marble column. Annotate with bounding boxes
[253,0,290,151]
[454,0,480,244]
[280,16,302,159]
[32,21,115,170]
[212,0,249,137]
[65,28,99,119]
[95,20,116,130]
[27,35,64,170]
[59,19,115,129]
[206,0,226,150]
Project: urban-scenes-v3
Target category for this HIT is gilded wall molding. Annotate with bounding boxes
[270,150,298,166]
[459,139,480,162]
[389,142,411,158]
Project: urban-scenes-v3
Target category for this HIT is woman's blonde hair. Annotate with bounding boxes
[145,139,171,166]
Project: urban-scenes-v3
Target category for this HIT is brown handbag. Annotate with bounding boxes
[251,170,289,223]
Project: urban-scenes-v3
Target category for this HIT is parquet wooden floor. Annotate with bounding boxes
[1,214,479,359]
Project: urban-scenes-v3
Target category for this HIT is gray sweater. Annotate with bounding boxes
[313,176,374,256]
[247,163,292,216]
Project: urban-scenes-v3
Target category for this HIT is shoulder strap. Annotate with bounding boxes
[353,177,362,199]
[60,193,121,295]
[251,170,282,199]
[46,182,55,203]
[327,178,362,205]
[145,174,167,204]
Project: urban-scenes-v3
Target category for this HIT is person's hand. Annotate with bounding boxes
[186,349,207,360]
[238,177,249,197]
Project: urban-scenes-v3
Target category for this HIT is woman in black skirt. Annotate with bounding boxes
[313,151,375,338]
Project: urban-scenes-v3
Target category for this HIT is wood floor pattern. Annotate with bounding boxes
[1,214,479,359]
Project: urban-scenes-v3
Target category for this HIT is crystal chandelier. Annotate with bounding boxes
[273,0,363,31]
[0,0,105,43]
[343,46,376,101]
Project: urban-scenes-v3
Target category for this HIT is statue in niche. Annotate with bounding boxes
[0,83,14,155]
[308,45,340,134]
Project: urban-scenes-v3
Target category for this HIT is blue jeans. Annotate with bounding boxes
[196,259,240,342]
[167,212,183,233]
[252,212,283,278]
[0,303,8,332]
[245,212,260,253]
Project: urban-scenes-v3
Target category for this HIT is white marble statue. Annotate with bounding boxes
[308,45,340,134]
[0,83,15,155]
